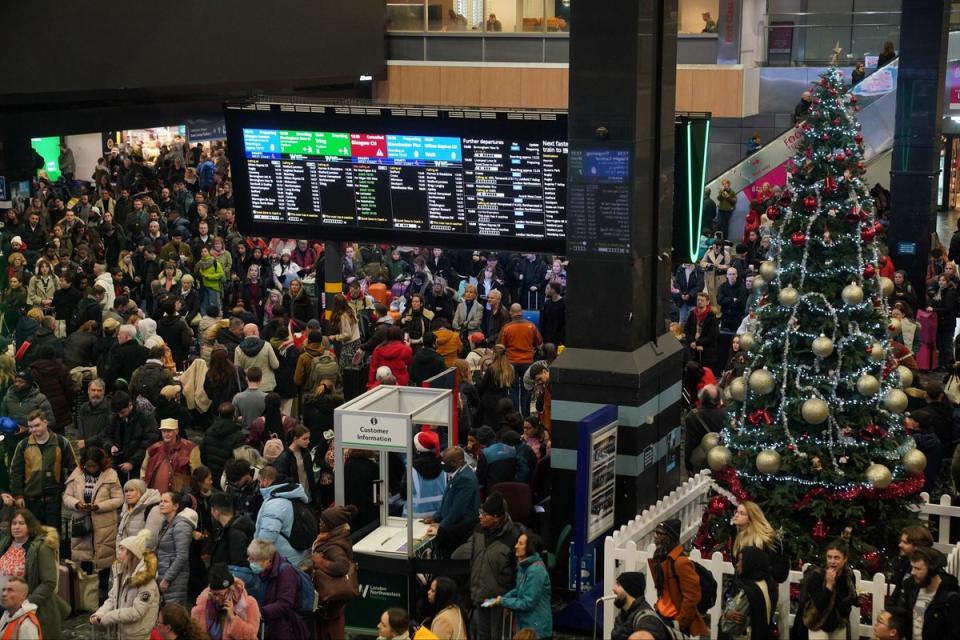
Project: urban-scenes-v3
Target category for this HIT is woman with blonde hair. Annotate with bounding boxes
[731,500,788,582]
[25,259,55,312]
[477,344,515,426]
[90,529,159,640]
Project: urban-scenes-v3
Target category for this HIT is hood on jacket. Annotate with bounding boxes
[157,314,185,329]
[208,416,241,437]
[128,551,159,588]
[132,488,162,513]
[238,336,266,357]
[303,342,328,358]
[10,383,42,401]
[229,514,256,538]
[177,507,199,528]
[376,340,410,359]
[260,482,309,503]
[412,451,443,480]
[4,601,38,620]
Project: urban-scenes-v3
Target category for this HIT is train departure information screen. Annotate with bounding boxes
[239,126,567,241]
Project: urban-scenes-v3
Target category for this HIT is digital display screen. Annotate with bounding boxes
[226,103,568,252]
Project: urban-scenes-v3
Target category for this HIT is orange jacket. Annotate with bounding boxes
[500,320,542,364]
[434,328,462,367]
[648,545,708,636]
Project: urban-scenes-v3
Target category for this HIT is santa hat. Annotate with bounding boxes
[414,430,440,456]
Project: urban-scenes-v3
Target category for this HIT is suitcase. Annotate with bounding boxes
[342,364,369,401]
[58,562,74,610]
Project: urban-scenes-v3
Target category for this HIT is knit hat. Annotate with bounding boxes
[319,504,358,530]
[159,418,179,431]
[14,370,33,385]
[306,319,322,331]
[616,571,646,598]
[10,236,21,247]
[655,518,681,542]
[414,431,440,455]
[208,563,234,590]
[263,439,284,463]
[159,385,181,401]
[119,529,152,559]
[468,331,485,346]
[375,366,393,381]
[481,491,506,518]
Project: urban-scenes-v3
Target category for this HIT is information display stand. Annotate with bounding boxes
[334,385,454,636]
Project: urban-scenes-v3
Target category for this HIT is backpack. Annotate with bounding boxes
[670,555,717,615]
[268,488,318,551]
[292,563,318,613]
[132,363,165,406]
[307,352,340,391]
[631,608,686,640]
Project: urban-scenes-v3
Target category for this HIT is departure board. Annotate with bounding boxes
[226,103,568,252]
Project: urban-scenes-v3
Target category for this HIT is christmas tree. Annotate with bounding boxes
[695,61,926,573]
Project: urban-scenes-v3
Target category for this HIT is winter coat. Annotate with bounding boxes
[270,339,300,400]
[683,309,720,367]
[63,467,124,570]
[611,599,668,640]
[10,431,77,499]
[234,337,280,392]
[453,513,520,604]
[409,347,446,385]
[648,545,709,636]
[312,523,353,581]
[0,529,70,640]
[28,358,72,431]
[431,606,468,640]
[433,464,480,531]
[274,447,316,498]
[282,288,314,324]
[25,275,56,308]
[257,552,310,640]
[717,280,748,331]
[477,442,518,492]
[894,572,960,640]
[117,488,164,552]
[21,326,63,368]
[256,482,311,566]
[63,330,98,368]
[453,299,485,333]
[293,342,337,391]
[155,314,193,366]
[129,361,173,406]
[201,417,247,483]
[434,328,462,367]
[672,265,705,306]
[76,399,112,443]
[141,438,202,494]
[211,514,256,567]
[367,339,413,387]
[103,340,150,390]
[155,509,197,605]
[793,565,857,637]
[94,552,160,640]
[98,408,159,472]
[192,578,261,640]
[501,555,553,639]
[0,384,55,426]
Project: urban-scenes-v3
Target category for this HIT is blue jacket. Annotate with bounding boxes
[501,555,553,639]
[433,465,479,529]
[256,483,309,566]
[478,442,517,491]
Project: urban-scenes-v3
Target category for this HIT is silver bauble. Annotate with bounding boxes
[857,374,880,397]
[896,365,914,388]
[841,282,864,305]
[749,368,775,395]
[878,276,894,297]
[759,260,777,281]
[728,377,748,402]
[865,463,893,488]
[778,286,799,307]
[888,317,902,335]
[707,446,733,471]
[701,432,721,452]
[801,398,829,424]
[869,342,885,361]
[811,334,834,358]
[756,449,782,474]
[738,332,756,352]
[884,388,908,414]
[902,448,927,474]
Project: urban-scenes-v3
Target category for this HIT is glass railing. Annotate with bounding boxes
[762,12,900,66]
[386,0,569,33]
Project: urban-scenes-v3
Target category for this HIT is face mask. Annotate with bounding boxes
[249,561,265,575]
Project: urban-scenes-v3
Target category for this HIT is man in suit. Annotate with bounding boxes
[424,447,480,558]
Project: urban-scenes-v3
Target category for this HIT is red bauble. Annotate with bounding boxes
[863,551,882,575]
[780,192,793,206]
[824,176,838,193]
[708,495,729,516]
[855,133,863,143]
[845,209,861,224]
[765,206,780,221]
[857,518,868,527]
[832,118,841,126]
[858,161,867,171]
[803,196,818,211]
[861,225,877,241]
[791,231,807,247]
[820,78,829,87]
[874,222,884,235]
[830,88,838,96]
[863,263,876,279]
[850,95,858,104]
[836,152,847,162]
[812,519,829,542]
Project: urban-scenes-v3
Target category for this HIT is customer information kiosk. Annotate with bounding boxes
[334,385,454,635]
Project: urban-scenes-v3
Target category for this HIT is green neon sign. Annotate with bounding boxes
[685,120,711,263]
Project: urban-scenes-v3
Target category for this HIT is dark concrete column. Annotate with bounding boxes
[887,0,950,301]
[551,0,684,552]
[323,241,342,320]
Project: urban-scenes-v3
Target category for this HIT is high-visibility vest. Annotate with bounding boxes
[1,610,42,640]
[404,467,447,517]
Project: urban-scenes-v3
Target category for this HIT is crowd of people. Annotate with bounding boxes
[0,137,569,639]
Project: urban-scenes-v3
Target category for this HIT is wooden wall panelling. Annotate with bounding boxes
[439,66,482,106]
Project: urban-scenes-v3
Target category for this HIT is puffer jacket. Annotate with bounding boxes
[255,483,310,566]
[452,513,520,605]
[98,408,159,472]
[367,339,413,387]
[434,328,462,367]
[257,552,310,640]
[0,383,55,426]
[155,508,197,605]
[30,358,72,431]
[94,551,160,640]
[501,555,553,639]
[201,417,247,483]
[117,488,164,552]
[63,467,124,570]
[0,528,70,640]
[192,577,261,640]
[234,336,280,392]
[63,330,98,368]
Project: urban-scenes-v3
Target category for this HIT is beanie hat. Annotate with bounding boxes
[14,370,33,386]
[10,236,22,246]
[263,439,284,463]
[0,417,18,435]
[469,331,485,346]
[375,366,393,381]
[319,504,359,530]
[119,529,153,559]
[481,491,506,518]
[414,431,440,455]
[656,518,681,542]
[208,563,234,590]
[616,571,646,598]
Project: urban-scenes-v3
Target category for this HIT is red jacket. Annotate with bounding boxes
[368,339,413,387]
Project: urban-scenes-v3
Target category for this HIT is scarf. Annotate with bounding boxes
[734,547,774,640]
[692,306,711,323]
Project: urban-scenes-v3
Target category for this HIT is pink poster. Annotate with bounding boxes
[949,61,960,109]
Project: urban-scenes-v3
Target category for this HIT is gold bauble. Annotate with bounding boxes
[811,334,834,358]
[857,374,880,397]
[878,276,894,297]
[756,449,782,474]
[729,377,748,402]
[896,366,914,388]
[801,398,829,424]
[707,445,733,471]
[752,275,766,291]
[865,463,893,488]
[902,448,928,474]
[749,368,775,395]
[841,282,864,306]
[759,260,777,281]
[884,388,908,414]
[778,286,799,307]
[701,432,721,452]
[869,342,885,361]
[738,332,756,352]
[888,317,902,335]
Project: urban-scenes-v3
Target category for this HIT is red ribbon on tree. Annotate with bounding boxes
[792,473,924,510]
[748,409,773,427]
[859,423,887,441]
[715,467,751,503]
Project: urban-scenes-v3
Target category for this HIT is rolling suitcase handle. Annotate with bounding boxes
[500,608,514,639]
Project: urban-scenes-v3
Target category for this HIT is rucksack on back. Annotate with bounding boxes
[268,490,319,551]
[307,352,340,390]
[668,555,717,615]
[292,564,318,613]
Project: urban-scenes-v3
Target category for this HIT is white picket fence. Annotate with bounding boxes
[602,472,960,639]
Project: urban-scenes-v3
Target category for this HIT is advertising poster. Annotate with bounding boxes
[587,421,617,543]
[948,61,960,110]
[31,136,61,181]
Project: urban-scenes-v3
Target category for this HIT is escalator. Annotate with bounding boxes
[705,59,899,241]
